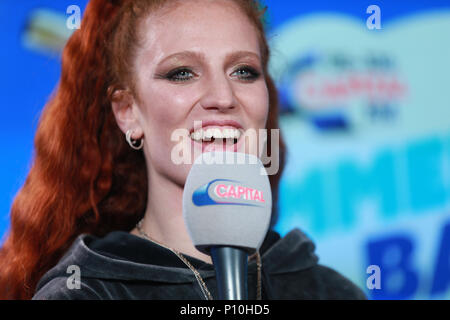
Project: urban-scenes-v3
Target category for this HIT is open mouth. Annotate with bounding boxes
[190,127,242,152]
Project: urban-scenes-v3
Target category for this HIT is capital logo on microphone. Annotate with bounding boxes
[192,179,266,207]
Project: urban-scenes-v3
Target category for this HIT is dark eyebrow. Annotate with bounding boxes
[157,50,261,66]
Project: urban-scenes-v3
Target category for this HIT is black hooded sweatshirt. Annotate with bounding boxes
[32,228,367,300]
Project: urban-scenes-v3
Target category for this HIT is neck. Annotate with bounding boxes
[130,168,212,265]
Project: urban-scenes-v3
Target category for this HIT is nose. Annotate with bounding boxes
[199,73,237,112]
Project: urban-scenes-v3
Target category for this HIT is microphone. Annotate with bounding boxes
[182,151,272,300]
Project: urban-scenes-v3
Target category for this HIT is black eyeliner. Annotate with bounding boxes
[234,66,261,81]
[164,67,194,81]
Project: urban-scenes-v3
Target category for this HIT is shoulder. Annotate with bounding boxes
[269,264,367,300]
[308,264,367,300]
[263,229,367,300]
[32,232,115,300]
[32,277,102,300]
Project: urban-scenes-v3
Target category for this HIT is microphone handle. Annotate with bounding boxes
[210,246,248,300]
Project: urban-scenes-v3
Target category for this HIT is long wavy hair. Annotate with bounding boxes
[0,0,286,299]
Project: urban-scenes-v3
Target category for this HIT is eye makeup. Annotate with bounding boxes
[164,67,196,82]
[156,64,261,83]
[153,50,263,84]
[231,65,261,81]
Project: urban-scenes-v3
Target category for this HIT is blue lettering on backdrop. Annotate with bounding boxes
[279,134,450,235]
[280,170,327,234]
[406,138,446,212]
[366,234,419,299]
[431,222,450,296]
[337,150,398,227]
[278,133,450,299]
[366,220,450,299]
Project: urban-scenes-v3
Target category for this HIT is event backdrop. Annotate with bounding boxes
[1,0,449,300]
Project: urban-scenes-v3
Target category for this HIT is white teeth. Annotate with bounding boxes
[223,129,233,139]
[190,128,242,142]
[193,131,202,141]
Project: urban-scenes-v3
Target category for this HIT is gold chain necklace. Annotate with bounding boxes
[135,219,262,300]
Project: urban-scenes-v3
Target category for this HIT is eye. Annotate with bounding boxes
[165,68,195,82]
[231,66,261,81]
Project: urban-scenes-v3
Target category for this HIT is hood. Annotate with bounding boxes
[35,228,319,292]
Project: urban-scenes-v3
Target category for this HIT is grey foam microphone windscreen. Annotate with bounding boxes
[182,151,272,255]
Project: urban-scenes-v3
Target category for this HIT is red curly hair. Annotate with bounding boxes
[0,0,286,299]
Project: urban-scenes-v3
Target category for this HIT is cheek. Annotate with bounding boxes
[239,83,269,128]
[138,85,198,135]
[260,86,270,125]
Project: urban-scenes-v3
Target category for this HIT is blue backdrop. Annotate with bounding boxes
[2,0,450,300]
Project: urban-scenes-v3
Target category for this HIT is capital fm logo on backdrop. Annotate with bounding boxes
[277,51,408,131]
[270,14,409,133]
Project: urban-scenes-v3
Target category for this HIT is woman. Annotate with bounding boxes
[0,0,366,300]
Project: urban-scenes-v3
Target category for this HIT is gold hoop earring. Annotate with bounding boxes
[126,130,144,150]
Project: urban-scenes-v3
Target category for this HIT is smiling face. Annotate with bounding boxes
[113,0,269,187]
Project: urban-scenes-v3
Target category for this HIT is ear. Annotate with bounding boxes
[111,89,144,140]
